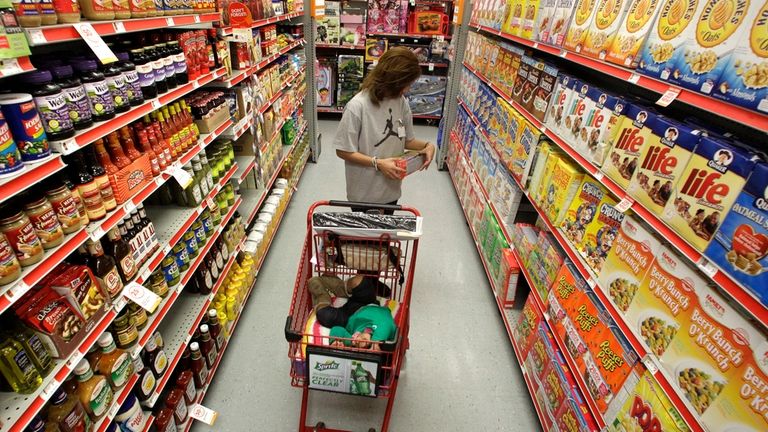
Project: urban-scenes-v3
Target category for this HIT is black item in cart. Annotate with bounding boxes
[312,211,418,232]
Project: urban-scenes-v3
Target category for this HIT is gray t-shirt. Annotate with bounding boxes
[334,90,415,203]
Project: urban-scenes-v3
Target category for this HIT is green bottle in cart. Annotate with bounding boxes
[351,363,372,396]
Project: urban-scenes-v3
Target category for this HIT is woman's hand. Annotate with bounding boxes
[420,143,436,170]
[377,158,406,180]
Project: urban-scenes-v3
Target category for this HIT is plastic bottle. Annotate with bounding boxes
[13,327,53,377]
[165,388,188,425]
[129,49,157,99]
[115,393,146,431]
[153,408,177,432]
[51,65,93,129]
[143,336,168,379]
[188,342,208,389]
[115,52,144,106]
[207,309,225,350]
[93,332,134,390]
[147,46,167,94]
[46,388,91,432]
[175,370,196,405]
[21,70,75,141]
[73,359,114,420]
[101,61,130,114]
[72,60,115,121]
[0,337,42,393]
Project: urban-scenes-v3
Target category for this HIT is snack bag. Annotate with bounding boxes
[705,162,768,304]
[561,178,612,249]
[541,157,585,225]
[581,200,625,273]
[605,0,664,68]
[602,103,658,189]
[637,0,700,81]
[608,371,690,432]
[563,0,599,52]
[661,136,756,252]
[626,116,700,216]
[581,0,632,60]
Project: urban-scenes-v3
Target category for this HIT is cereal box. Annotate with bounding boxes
[525,322,557,380]
[705,162,768,304]
[510,119,542,183]
[530,144,563,205]
[539,351,573,415]
[598,216,662,314]
[521,59,546,115]
[535,0,561,42]
[637,0,701,81]
[605,0,665,68]
[593,91,630,167]
[531,63,558,122]
[662,136,757,252]
[557,390,600,432]
[668,0,757,95]
[560,80,591,147]
[581,0,633,60]
[526,140,554,200]
[504,0,528,34]
[499,100,527,170]
[545,74,574,133]
[563,0,599,52]
[522,0,543,38]
[626,116,700,217]
[712,0,768,113]
[608,371,691,432]
[582,201,626,273]
[548,260,588,334]
[511,55,535,107]
[541,157,585,225]
[547,0,577,45]
[561,178,612,248]
[603,103,658,190]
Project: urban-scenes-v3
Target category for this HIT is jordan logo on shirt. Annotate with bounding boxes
[374,108,400,147]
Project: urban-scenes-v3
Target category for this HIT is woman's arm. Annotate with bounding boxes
[404,139,436,170]
[336,149,406,180]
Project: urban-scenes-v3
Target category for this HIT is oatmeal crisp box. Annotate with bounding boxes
[602,103,660,190]
[626,115,700,217]
[563,0,600,52]
[581,0,633,60]
[661,136,756,252]
[608,370,690,432]
[712,0,768,113]
[605,0,665,68]
[705,162,768,305]
[637,0,701,82]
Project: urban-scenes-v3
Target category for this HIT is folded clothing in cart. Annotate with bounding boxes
[312,212,423,239]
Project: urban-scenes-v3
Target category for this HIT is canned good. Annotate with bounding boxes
[0,93,50,163]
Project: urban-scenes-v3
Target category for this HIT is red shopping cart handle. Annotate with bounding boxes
[328,200,403,211]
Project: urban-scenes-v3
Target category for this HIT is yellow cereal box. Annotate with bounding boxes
[661,136,757,252]
[499,100,526,170]
[581,0,633,60]
[581,200,625,273]
[607,371,690,432]
[511,119,542,183]
[603,103,658,190]
[530,142,562,204]
[522,0,543,38]
[626,116,700,217]
[541,157,585,225]
[563,0,599,52]
[504,0,527,34]
[561,178,609,246]
[605,0,664,68]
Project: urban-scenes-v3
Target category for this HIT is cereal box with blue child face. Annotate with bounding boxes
[542,157,586,225]
[637,0,700,81]
[581,0,633,60]
[626,115,700,217]
[545,74,575,135]
[712,0,768,113]
[603,103,659,189]
[605,0,665,68]
[570,86,629,167]
[560,80,592,150]
[563,0,600,52]
[561,178,614,249]
[705,162,768,305]
[662,136,757,252]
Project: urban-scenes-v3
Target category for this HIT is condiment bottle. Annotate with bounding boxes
[0,337,42,393]
[172,243,189,273]
[21,70,75,141]
[169,41,188,85]
[161,255,180,287]
[188,342,208,389]
[73,358,114,420]
[0,232,21,286]
[23,194,64,250]
[101,61,130,114]
[126,0,147,17]
[128,302,147,329]
[149,269,169,297]
[136,129,161,175]
[191,156,209,196]
[165,388,188,425]
[11,0,41,28]
[158,43,177,90]
[115,52,144,106]
[105,132,131,168]
[197,324,217,368]
[85,238,124,300]
[38,0,56,24]
[53,0,80,23]
[135,365,156,402]
[115,393,146,431]
[119,126,141,161]
[72,60,115,121]
[153,408,177,432]
[143,336,167,379]
[130,49,157,100]
[11,326,53,377]
[192,220,206,248]
[61,176,89,227]
[0,207,44,267]
[104,226,137,281]
[207,309,224,351]
[93,332,134,390]
[194,260,213,295]
[44,184,82,235]
[23,415,46,432]
[70,153,107,221]
[183,229,198,259]
[175,370,196,405]
[46,388,91,432]
[84,147,117,211]
[50,65,92,130]
[78,0,115,20]
[147,46,167,94]
[92,138,118,174]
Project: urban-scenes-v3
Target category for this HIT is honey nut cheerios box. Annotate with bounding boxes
[581,0,633,60]
[602,103,660,190]
[605,0,665,68]
[705,161,768,306]
[626,115,701,217]
[661,136,757,252]
[637,0,700,82]
[607,370,691,432]
[712,0,768,113]
[563,0,600,52]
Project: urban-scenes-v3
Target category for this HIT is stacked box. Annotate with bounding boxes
[604,0,664,68]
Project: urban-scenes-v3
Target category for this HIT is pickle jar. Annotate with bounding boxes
[161,255,180,287]
[129,302,148,328]
[182,230,199,259]
[172,243,189,272]
[112,311,138,349]
[0,209,44,267]
[192,220,206,246]
[200,209,213,238]
[149,270,169,298]
[23,196,64,249]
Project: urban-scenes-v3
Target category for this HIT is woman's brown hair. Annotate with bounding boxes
[361,47,421,105]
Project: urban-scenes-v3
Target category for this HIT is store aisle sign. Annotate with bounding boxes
[307,353,379,397]
[189,404,218,425]
[228,3,253,28]
[123,282,161,313]
[74,23,118,64]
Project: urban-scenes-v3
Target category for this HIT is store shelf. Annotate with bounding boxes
[228,115,253,140]
[219,11,304,36]
[0,156,67,204]
[470,23,768,132]
[0,56,35,79]
[49,67,228,155]
[235,156,256,183]
[461,61,768,328]
[316,43,365,50]
[23,13,221,46]
[219,39,304,88]
[367,32,451,40]
[256,67,306,116]
[364,60,449,68]
[413,114,442,119]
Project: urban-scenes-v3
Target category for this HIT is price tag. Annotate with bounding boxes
[533,42,539,49]
[107,402,120,419]
[656,87,681,107]
[587,278,596,289]
[151,99,162,109]
[643,357,659,374]
[628,73,641,84]
[428,63,434,72]
[593,171,604,181]
[173,165,194,189]
[189,404,219,425]
[559,50,567,58]
[697,258,718,278]
[67,350,85,369]
[123,282,162,313]
[113,294,128,312]
[206,197,216,209]
[539,125,547,133]
[193,80,201,89]
[74,23,118,64]
[615,196,634,213]
[40,380,60,401]
[194,15,201,23]
[26,29,47,45]
[166,18,174,26]
[88,225,106,242]
[437,35,445,42]
[114,22,126,33]
[124,200,137,214]
[7,280,29,299]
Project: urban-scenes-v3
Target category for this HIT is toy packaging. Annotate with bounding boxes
[407,95,444,115]
[608,371,690,432]
[337,54,364,78]
[602,103,658,190]
[560,178,613,250]
[626,116,700,217]
[580,0,631,60]
[408,11,449,35]
[636,0,700,82]
[541,157,585,225]
[364,38,387,62]
[366,0,405,33]
[340,24,365,46]
[705,162,768,305]
[661,136,756,252]
[408,75,447,96]
[337,79,361,106]
[316,59,336,107]
[563,0,598,52]
[604,0,664,68]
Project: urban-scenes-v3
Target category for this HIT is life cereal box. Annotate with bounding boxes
[561,80,592,147]
[607,371,690,432]
[712,0,768,113]
[567,85,630,167]
[637,0,701,82]
[598,216,662,314]
[603,103,658,190]
[563,0,599,52]
[522,0,543,39]
[510,119,542,183]
[605,0,665,68]
[546,75,579,138]
[547,0,578,46]
[562,178,612,249]
[541,157,585,225]
[661,136,757,252]
[581,0,633,60]
[705,162,768,305]
[582,200,626,273]
[668,0,758,95]
[626,116,700,217]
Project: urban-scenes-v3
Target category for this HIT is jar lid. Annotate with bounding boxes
[72,59,98,72]
[22,70,54,85]
[51,65,75,80]
[74,358,91,375]
[0,93,33,105]
[50,388,68,406]
[115,52,129,62]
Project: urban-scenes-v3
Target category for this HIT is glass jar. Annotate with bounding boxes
[53,0,81,22]
[182,230,198,259]
[0,209,43,267]
[12,0,41,27]
[161,255,179,287]
[51,65,93,130]
[78,0,115,20]
[115,52,144,106]
[172,243,189,272]
[21,70,75,141]
[72,59,115,122]
[23,196,64,249]
[0,233,21,286]
[149,270,169,298]
[101,61,130,114]
[112,311,138,349]
[128,302,147,329]
[45,184,83,234]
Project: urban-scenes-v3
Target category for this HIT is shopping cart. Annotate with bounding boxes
[285,200,422,432]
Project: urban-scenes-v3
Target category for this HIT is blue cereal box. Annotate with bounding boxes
[705,162,768,304]
[637,0,701,82]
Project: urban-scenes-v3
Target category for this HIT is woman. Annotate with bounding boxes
[334,47,436,209]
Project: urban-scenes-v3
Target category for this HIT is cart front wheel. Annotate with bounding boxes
[369,429,376,432]
[315,422,325,431]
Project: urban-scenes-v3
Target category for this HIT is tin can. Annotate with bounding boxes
[0,111,24,177]
[0,93,51,163]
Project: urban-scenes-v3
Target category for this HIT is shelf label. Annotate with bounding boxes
[656,87,681,107]
[697,258,718,278]
[114,22,126,33]
[7,280,29,299]
[437,35,445,42]
[593,171,604,181]
[189,404,219,425]
[107,402,120,419]
[194,15,201,23]
[67,350,85,369]
[123,282,162,313]
[559,50,567,58]
[88,225,106,242]
[40,379,60,401]
[113,294,128,312]
[26,29,46,45]
[615,196,634,213]
[628,73,641,84]
[428,63,434,71]
[231,27,252,43]
[173,165,194,189]
[643,357,659,374]
[166,17,174,26]
[151,99,162,109]
[586,278,597,289]
[124,200,137,215]
[74,23,118,64]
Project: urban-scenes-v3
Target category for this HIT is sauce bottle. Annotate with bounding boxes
[70,154,106,221]
[61,176,89,227]
[104,226,136,282]
[135,128,161,175]
[0,337,42,393]
[153,408,177,432]
[175,370,196,405]
[169,41,188,85]
[84,147,117,211]
[197,324,217,368]
[134,365,156,402]
[12,326,54,377]
[143,336,167,379]
[188,342,208,389]
[72,60,115,122]
[73,358,114,420]
[207,309,224,351]
[194,260,213,295]
[130,49,156,100]
[46,388,91,432]
[92,138,118,175]
[94,333,134,390]
[119,126,142,161]
[165,388,188,425]
[111,310,138,349]
[147,46,167,94]
[85,239,123,299]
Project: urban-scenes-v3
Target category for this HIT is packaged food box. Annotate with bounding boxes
[705,162,768,304]
[608,370,691,432]
[582,200,626,274]
[511,56,535,107]
[504,0,528,35]
[490,167,524,227]
[546,0,577,46]
[560,79,590,145]
[603,103,659,189]
[544,74,575,135]
[563,0,599,52]
[530,144,563,206]
[605,0,665,68]
[496,249,522,306]
[530,62,558,122]
[557,389,600,432]
[636,0,701,82]
[538,230,567,291]
[581,0,632,60]
[561,178,612,248]
[522,0,543,38]
[539,349,573,415]
[534,0,561,43]
[510,120,542,183]
[598,216,662,313]
[511,223,540,267]
[661,136,757,252]
[565,85,630,166]
[525,321,559,381]
[522,58,546,115]
[49,264,110,322]
[540,157,585,225]
[515,295,544,359]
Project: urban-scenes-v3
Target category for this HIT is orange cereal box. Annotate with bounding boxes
[581,201,626,273]
[626,116,700,217]
[608,370,690,432]
[563,0,599,52]
[514,294,544,358]
[661,136,757,252]
[561,178,611,249]
[541,157,585,225]
[603,103,658,190]
[581,0,632,60]
[605,0,664,68]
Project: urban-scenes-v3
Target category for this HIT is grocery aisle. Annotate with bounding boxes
[194,120,539,431]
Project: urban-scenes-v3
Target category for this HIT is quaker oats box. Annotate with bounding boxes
[661,136,757,252]
[668,0,758,95]
[637,0,701,82]
[581,0,633,60]
[605,0,665,68]
[602,103,660,190]
[563,0,599,52]
[626,115,700,217]
[551,76,583,139]
[547,0,577,46]
[608,370,691,432]
[544,74,575,135]
[712,0,768,113]
[705,162,768,305]
[593,91,630,167]
[560,80,592,147]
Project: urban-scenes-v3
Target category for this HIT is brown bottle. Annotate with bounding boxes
[207,309,225,351]
[105,132,132,169]
[188,342,208,389]
[104,227,137,282]
[84,147,117,212]
[86,239,124,300]
[197,325,217,369]
[70,154,106,222]
[119,127,142,161]
[93,138,119,175]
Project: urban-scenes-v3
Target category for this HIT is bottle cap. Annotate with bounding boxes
[200,324,209,333]
[97,332,115,348]
[50,388,68,406]
[74,358,91,375]
[190,342,200,351]
[208,309,217,318]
